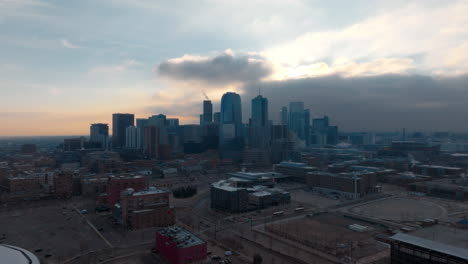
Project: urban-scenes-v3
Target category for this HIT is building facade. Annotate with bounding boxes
[119,187,175,229]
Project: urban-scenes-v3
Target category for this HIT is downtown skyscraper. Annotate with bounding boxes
[112,113,134,148]
[202,100,213,125]
[250,95,270,149]
[90,123,109,149]
[288,102,310,143]
[219,92,243,160]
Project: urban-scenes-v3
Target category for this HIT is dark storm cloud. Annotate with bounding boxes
[243,74,468,131]
[158,53,272,84]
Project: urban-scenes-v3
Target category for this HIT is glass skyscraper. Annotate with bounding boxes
[220,92,243,160]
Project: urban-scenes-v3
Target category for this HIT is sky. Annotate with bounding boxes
[1,0,468,136]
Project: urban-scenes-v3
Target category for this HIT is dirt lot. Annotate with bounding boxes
[349,197,446,222]
[0,201,107,263]
[290,189,341,208]
[264,213,388,261]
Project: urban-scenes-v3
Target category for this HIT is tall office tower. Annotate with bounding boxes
[136,118,148,149]
[112,113,134,148]
[125,125,140,149]
[280,106,288,126]
[288,102,305,140]
[213,112,221,123]
[202,100,213,124]
[167,118,179,133]
[148,114,168,144]
[167,118,179,127]
[220,92,243,160]
[312,115,329,130]
[220,92,242,132]
[251,95,268,127]
[310,115,339,146]
[250,95,270,149]
[144,125,159,159]
[90,123,109,149]
[304,109,311,145]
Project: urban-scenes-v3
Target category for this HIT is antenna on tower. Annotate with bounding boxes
[202,90,209,100]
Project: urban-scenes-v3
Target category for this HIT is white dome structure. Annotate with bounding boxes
[0,245,40,264]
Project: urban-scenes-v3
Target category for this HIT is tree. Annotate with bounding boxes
[253,253,263,264]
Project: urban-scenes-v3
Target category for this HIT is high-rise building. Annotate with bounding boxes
[312,116,329,131]
[250,95,270,149]
[112,114,134,148]
[280,106,288,126]
[144,125,159,159]
[220,92,242,135]
[304,109,311,145]
[219,92,244,160]
[213,112,221,123]
[148,114,168,144]
[90,123,109,149]
[202,100,213,124]
[136,118,149,149]
[310,116,338,146]
[125,125,140,149]
[251,95,268,127]
[288,102,310,143]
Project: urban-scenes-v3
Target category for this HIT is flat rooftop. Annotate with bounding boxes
[212,180,239,192]
[416,165,462,170]
[391,228,468,260]
[412,179,468,190]
[124,187,167,196]
[229,171,288,180]
[409,225,468,248]
[158,226,205,248]
[277,162,317,170]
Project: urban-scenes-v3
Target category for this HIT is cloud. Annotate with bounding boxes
[265,1,468,78]
[157,50,272,85]
[60,39,80,49]
[243,74,468,131]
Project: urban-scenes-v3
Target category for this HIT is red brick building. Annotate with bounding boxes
[107,176,148,205]
[54,172,73,199]
[156,226,207,264]
[120,187,174,229]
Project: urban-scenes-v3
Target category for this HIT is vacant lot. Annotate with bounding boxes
[0,202,107,263]
[290,189,341,208]
[265,213,387,261]
[349,197,446,222]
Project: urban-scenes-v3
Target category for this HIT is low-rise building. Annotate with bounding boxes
[413,165,464,178]
[53,171,74,199]
[390,225,468,264]
[408,178,468,201]
[211,180,248,213]
[306,171,379,199]
[119,187,175,229]
[211,179,290,212]
[274,161,318,182]
[107,175,148,205]
[156,226,207,264]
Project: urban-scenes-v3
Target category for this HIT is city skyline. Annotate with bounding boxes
[2,0,468,136]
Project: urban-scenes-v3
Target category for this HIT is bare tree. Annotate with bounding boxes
[253,253,263,264]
